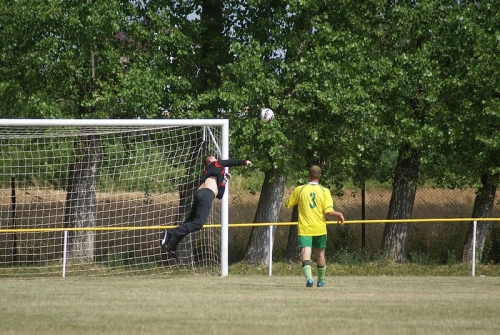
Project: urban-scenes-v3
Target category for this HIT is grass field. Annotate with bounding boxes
[1,275,499,335]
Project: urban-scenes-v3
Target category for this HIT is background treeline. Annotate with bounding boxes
[1,1,499,264]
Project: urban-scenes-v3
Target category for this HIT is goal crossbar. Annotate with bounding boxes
[0,119,229,127]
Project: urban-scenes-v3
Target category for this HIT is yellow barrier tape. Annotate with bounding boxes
[1,217,499,233]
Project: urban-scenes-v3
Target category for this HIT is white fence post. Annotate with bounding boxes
[62,230,68,278]
[471,220,477,277]
[268,225,273,276]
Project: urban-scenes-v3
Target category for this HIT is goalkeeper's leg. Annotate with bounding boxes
[161,189,214,252]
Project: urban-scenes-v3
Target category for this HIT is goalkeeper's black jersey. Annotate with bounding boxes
[201,159,246,199]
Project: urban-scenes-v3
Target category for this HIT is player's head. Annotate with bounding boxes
[203,155,217,167]
[308,165,321,180]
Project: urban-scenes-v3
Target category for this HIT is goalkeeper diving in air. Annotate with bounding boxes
[161,155,252,254]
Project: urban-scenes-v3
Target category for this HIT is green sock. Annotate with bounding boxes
[302,264,312,280]
[317,265,326,282]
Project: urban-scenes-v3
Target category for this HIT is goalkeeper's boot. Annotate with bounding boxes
[317,281,325,287]
[306,279,314,287]
[161,231,177,253]
[160,231,169,249]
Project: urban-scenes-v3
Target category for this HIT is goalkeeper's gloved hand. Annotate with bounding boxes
[244,160,252,167]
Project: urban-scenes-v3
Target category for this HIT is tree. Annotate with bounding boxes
[64,134,102,262]
[424,1,500,263]
[218,1,376,263]
[372,1,455,262]
[245,170,287,264]
[0,0,197,261]
[458,1,500,263]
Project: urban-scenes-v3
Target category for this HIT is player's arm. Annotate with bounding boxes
[323,189,344,225]
[217,159,252,167]
[326,210,345,226]
[285,188,298,209]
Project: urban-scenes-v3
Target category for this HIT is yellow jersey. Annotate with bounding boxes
[285,182,334,236]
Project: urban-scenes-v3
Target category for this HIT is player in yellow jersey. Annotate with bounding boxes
[286,165,344,287]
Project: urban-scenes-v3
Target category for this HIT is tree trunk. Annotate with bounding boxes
[199,0,228,89]
[462,172,498,263]
[245,169,286,264]
[64,134,102,263]
[381,146,420,262]
[198,0,229,116]
[285,205,300,262]
[10,176,18,265]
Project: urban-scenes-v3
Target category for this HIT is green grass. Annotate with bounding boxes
[1,275,499,335]
[229,261,500,277]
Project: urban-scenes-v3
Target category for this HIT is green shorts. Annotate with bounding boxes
[298,235,327,249]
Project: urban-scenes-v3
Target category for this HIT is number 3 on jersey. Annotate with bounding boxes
[309,192,317,209]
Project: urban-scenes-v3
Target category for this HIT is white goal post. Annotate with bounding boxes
[0,119,230,277]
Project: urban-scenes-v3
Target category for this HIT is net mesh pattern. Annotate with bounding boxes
[0,123,223,277]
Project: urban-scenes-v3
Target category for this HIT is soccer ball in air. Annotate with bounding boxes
[259,108,274,123]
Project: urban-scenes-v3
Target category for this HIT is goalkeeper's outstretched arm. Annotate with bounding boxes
[217,159,251,167]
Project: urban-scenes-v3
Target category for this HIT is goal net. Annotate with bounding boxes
[0,119,229,277]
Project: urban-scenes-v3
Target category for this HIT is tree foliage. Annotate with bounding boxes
[0,0,202,119]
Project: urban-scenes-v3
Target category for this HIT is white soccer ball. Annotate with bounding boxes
[259,108,274,123]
